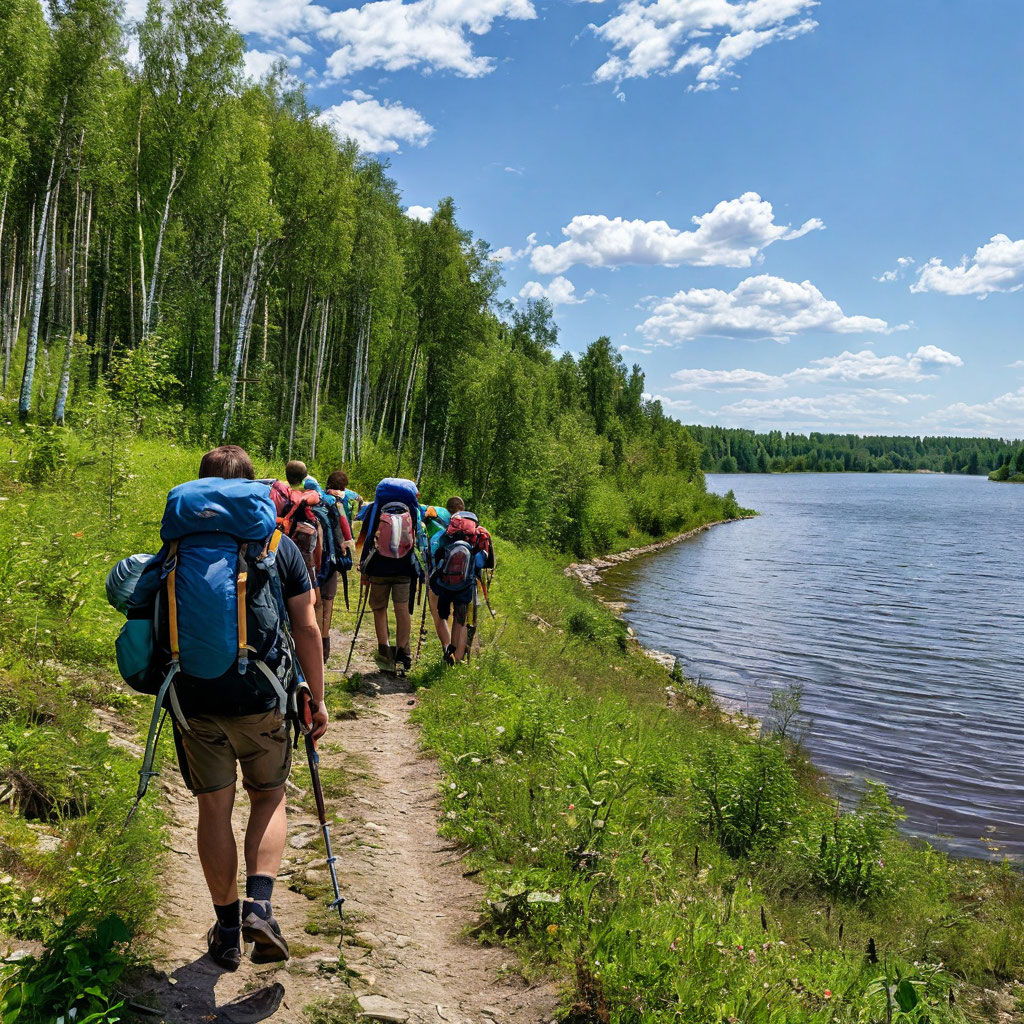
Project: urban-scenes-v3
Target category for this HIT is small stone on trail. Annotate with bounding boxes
[358,995,409,1023]
[354,930,380,947]
[394,934,411,948]
[289,832,317,850]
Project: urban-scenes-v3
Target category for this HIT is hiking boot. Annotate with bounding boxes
[374,644,395,671]
[206,923,242,972]
[395,648,412,673]
[242,901,290,964]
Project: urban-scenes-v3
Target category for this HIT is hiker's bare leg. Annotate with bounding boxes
[314,592,325,634]
[321,597,335,638]
[244,785,287,878]
[372,608,390,646]
[429,591,451,648]
[394,600,412,651]
[197,785,239,906]
[453,622,468,661]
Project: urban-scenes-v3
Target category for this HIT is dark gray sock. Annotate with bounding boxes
[214,900,241,931]
[246,874,274,903]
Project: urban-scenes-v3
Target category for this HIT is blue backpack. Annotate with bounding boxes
[109,479,295,723]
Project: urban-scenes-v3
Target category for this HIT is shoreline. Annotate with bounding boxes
[565,516,759,727]
[564,515,754,590]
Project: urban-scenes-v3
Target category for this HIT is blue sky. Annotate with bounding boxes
[219,0,1024,438]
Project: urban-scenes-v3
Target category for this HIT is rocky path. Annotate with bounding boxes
[125,632,559,1024]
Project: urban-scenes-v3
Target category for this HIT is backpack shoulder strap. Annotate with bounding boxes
[236,545,249,672]
[166,540,180,665]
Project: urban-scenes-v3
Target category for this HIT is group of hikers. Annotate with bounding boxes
[105,444,495,973]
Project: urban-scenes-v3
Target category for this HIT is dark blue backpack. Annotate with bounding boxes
[110,479,295,722]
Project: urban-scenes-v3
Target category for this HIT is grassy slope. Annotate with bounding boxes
[0,428,1020,1023]
[405,542,1024,1024]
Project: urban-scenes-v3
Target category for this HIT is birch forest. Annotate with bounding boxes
[0,0,734,555]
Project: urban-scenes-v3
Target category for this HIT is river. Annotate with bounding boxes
[598,472,1024,860]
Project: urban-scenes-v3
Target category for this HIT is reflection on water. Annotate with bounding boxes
[598,473,1024,859]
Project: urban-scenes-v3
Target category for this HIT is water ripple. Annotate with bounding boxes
[599,473,1024,860]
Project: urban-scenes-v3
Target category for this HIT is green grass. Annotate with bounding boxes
[402,542,1024,1023]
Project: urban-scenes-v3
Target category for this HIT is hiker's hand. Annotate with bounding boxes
[310,700,329,742]
[343,539,356,556]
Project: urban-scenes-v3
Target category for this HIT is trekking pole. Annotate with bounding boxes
[344,581,369,674]
[296,683,345,923]
[120,667,178,832]
[465,587,478,663]
[478,575,497,620]
[341,566,350,611]
[416,580,429,661]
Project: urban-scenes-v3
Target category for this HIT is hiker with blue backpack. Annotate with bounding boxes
[106,445,328,972]
[351,477,425,675]
[429,509,495,665]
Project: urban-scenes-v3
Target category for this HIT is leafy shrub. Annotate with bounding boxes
[691,739,797,858]
[0,914,131,1023]
[801,783,905,903]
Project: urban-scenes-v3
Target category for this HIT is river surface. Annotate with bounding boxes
[598,473,1024,860]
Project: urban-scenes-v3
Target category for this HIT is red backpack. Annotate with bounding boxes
[374,502,415,559]
[268,480,321,577]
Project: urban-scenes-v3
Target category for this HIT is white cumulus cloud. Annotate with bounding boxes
[320,95,433,154]
[669,346,963,391]
[319,0,537,80]
[911,234,1024,297]
[928,388,1024,435]
[591,0,819,91]
[876,256,915,283]
[519,276,590,306]
[640,275,895,344]
[406,205,434,222]
[492,233,538,264]
[530,192,822,275]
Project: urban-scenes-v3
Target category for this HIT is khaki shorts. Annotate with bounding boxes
[320,569,339,602]
[367,576,411,612]
[174,711,292,795]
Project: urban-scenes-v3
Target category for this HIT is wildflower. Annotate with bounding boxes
[546,924,559,935]
[568,804,575,811]
[495,726,506,735]
[823,990,832,1000]
[30,896,42,905]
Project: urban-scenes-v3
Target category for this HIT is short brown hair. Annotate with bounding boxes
[199,445,255,480]
[327,470,349,491]
[446,496,465,514]
[285,460,308,487]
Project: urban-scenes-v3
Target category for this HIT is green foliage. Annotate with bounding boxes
[801,784,905,903]
[690,425,1021,475]
[0,915,131,1024]
[692,739,798,858]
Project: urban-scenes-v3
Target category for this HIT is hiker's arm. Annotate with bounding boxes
[288,590,328,739]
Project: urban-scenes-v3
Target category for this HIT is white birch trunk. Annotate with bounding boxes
[53,183,84,423]
[310,298,329,461]
[19,153,58,418]
[212,222,226,372]
[144,164,178,338]
[288,284,311,458]
[220,242,260,441]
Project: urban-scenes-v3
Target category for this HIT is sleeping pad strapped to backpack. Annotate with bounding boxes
[107,478,295,726]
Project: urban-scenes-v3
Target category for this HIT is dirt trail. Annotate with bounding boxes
[125,632,559,1024]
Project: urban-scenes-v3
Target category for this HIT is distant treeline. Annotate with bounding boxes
[686,426,1022,475]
